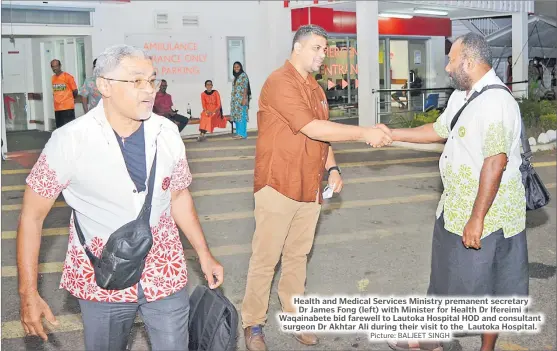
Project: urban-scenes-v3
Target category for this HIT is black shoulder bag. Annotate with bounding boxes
[449,84,550,211]
[72,151,158,290]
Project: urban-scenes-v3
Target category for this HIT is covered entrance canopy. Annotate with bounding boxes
[487,15,557,58]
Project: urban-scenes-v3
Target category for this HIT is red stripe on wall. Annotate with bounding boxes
[291,8,451,37]
[378,16,451,37]
[309,7,334,32]
[291,8,310,31]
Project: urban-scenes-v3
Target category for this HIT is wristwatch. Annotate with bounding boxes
[327,166,341,175]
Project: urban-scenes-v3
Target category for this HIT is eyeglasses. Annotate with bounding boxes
[100,77,161,90]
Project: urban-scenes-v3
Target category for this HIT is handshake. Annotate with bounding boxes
[362,123,393,148]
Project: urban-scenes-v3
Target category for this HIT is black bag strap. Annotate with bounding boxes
[449,84,531,161]
[449,86,488,131]
[476,85,532,162]
[136,150,158,220]
[73,147,158,258]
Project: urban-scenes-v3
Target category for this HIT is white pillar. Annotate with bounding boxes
[356,1,379,126]
[253,1,292,131]
[512,12,528,98]
[263,2,292,71]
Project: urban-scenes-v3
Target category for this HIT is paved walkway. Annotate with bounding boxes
[1,132,556,350]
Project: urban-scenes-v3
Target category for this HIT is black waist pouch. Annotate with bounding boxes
[72,151,158,290]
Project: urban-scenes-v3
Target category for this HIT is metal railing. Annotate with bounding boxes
[372,87,452,126]
[468,18,501,37]
[371,81,531,126]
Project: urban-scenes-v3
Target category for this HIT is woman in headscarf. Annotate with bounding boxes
[230,61,251,139]
[198,80,225,141]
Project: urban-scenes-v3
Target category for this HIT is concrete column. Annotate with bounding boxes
[252,2,292,131]
[356,1,379,126]
[264,1,292,71]
[512,12,529,98]
[427,37,447,89]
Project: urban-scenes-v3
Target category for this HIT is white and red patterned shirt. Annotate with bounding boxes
[26,100,192,302]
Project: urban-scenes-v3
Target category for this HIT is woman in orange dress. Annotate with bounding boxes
[198,80,225,141]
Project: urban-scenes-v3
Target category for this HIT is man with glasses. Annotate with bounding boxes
[153,79,190,132]
[17,44,224,350]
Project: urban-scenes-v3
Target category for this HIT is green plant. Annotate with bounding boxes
[539,113,557,131]
[387,113,417,128]
[387,109,441,129]
[517,98,557,129]
[414,109,440,125]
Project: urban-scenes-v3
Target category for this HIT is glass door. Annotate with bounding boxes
[407,40,427,110]
[316,36,358,120]
[76,38,86,87]
[378,39,391,115]
[40,41,55,131]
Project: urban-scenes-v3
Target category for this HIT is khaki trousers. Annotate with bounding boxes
[241,186,321,329]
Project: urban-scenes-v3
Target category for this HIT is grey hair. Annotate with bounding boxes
[93,44,150,78]
[456,32,492,67]
[292,24,328,51]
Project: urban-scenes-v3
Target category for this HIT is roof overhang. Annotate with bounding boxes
[486,15,557,53]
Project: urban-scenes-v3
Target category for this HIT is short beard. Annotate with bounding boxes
[449,63,472,91]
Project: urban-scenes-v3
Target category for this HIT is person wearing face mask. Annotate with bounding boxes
[379,33,528,351]
[17,44,223,351]
[240,24,392,351]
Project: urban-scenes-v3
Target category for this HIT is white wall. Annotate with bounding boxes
[90,1,291,136]
[2,1,292,136]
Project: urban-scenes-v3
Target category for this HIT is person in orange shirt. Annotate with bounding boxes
[51,59,78,128]
[198,80,226,141]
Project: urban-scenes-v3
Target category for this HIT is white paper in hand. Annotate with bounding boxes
[322,184,334,199]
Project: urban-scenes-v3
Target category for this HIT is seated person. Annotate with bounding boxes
[199,80,226,141]
[391,82,407,108]
[153,79,189,132]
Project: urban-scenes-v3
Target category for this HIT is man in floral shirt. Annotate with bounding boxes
[17,44,224,350]
[381,33,528,351]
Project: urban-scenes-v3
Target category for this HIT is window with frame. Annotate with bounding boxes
[227,37,245,82]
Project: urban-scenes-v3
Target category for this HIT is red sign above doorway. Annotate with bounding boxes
[291,7,452,37]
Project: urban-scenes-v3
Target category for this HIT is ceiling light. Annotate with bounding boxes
[379,13,413,19]
[414,8,448,16]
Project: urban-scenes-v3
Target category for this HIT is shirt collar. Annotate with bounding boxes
[468,69,497,95]
[92,99,162,145]
[284,60,320,90]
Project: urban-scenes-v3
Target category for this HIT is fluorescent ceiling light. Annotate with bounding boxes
[379,13,413,19]
[414,8,448,16]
